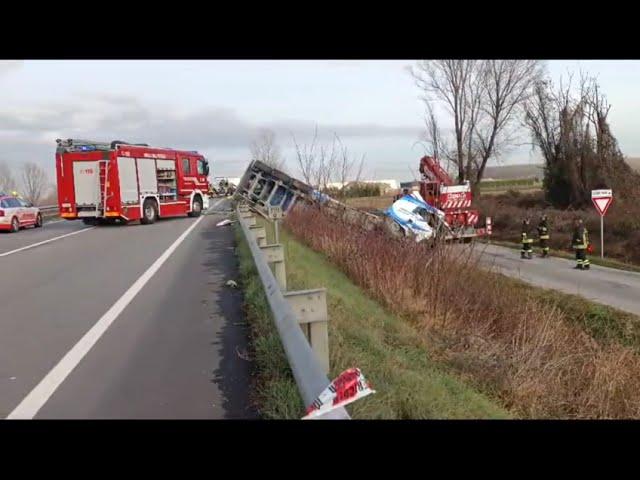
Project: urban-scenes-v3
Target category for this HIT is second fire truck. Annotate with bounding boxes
[56,139,210,225]
[418,155,485,241]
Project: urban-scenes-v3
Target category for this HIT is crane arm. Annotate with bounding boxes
[419,156,454,186]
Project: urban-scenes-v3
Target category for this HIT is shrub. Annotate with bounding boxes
[324,183,383,199]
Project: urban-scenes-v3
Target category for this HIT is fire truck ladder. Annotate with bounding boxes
[97,159,111,217]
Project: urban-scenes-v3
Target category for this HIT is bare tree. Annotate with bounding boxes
[293,126,319,186]
[524,73,639,207]
[422,102,447,163]
[0,161,17,193]
[293,128,366,194]
[250,128,285,170]
[410,60,480,183]
[315,140,331,191]
[472,60,543,183]
[410,60,543,186]
[21,162,48,205]
[292,127,338,190]
[334,135,366,197]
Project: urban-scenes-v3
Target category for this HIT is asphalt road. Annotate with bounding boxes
[0,219,89,255]
[475,243,640,316]
[0,198,256,419]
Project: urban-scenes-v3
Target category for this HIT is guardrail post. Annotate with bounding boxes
[239,210,256,223]
[259,244,286,291]
[283,288,330,374]
[249,225,267,247]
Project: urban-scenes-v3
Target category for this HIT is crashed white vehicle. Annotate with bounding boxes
[313,189,447,242]
[384,192,447,242]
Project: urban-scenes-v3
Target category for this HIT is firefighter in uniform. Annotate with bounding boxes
[537,214,550,258]
[572,219,590,270]
[521,217,533,259]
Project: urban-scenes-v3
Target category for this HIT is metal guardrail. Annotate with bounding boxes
[39,205,59,217]
[236,203,350,420]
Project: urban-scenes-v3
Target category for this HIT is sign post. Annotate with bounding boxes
[268,205,283,244]
[591,189,613,259]
[600,216,603,259]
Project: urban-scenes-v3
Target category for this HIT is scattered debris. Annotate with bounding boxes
[216,219,235,227]
[225,280,238,288]
[9,377,16,381]
[236,346,251,361]
[302,367,375,419]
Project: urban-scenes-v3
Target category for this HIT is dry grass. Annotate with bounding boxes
[236,218,509,418]
[484,164,545,180]
[344,195,396,211]
[285,205,640,418]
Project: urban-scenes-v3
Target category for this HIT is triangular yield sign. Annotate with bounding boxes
[592,197,613,216]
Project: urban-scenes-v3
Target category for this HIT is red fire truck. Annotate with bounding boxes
[418,155,486,241]
[56,139,210,225]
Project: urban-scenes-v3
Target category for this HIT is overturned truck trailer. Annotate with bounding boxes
[234,160,449,242]
[235,160,313,218]
[235,160,395,230]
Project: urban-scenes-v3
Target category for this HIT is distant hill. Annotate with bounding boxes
[625,157,640,171]
[484,158,640,181]
[483,164,544,181]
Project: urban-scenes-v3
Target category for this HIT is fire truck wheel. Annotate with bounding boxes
[35,213,43,228]
[141,199,158,225]
[188,196,203,217]
[10,217,19,233]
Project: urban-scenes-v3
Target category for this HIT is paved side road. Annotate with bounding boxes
[474,243,640,316]
[1,199,256,419]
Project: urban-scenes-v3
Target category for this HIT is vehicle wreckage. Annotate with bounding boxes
[234,160,475,242]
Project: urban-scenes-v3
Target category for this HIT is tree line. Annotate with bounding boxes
[0,161,50,205]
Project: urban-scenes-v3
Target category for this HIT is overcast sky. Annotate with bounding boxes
[1,60,640,183]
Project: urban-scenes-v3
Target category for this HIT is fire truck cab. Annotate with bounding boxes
[56,139,210,225]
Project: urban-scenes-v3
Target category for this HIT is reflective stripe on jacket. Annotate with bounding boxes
[538,223,549,240]
[572,227,588,249]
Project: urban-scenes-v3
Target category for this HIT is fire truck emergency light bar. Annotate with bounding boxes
[56,139,151,152]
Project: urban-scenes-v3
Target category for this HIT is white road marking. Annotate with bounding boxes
[44,219,64,225]
[6,216,205,419]
[0,227,95,257]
